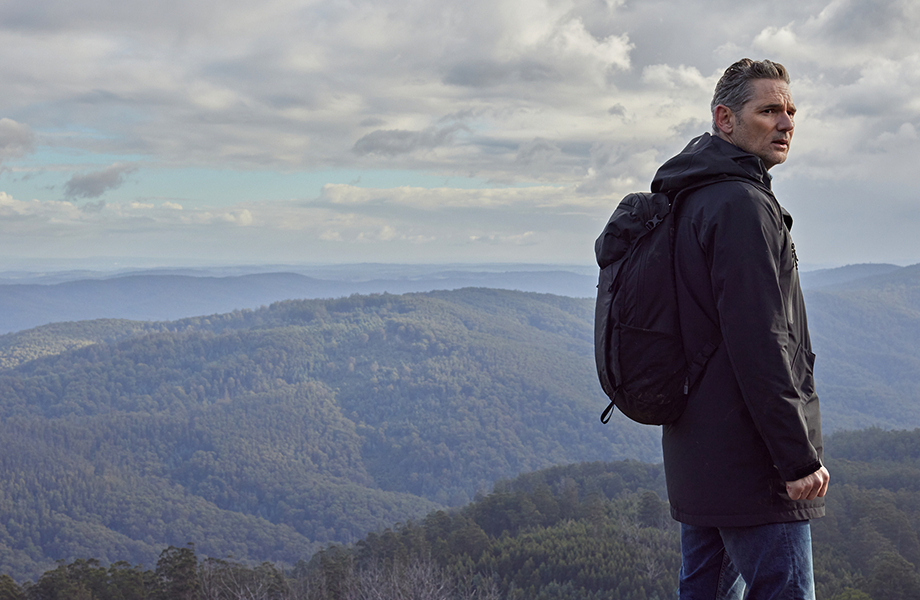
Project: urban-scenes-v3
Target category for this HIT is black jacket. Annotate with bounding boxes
[651,133,824,526]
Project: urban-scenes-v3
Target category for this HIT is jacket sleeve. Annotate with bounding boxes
[698,182,822,482]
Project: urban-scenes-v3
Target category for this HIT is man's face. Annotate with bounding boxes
[722,78,796,170]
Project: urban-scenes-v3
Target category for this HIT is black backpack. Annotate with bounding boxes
[594,190,720,425]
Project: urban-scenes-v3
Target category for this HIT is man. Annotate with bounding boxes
[650,59,830,599]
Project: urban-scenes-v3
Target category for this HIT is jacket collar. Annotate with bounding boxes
[651,133,774,197]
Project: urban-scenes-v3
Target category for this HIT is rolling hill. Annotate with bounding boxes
[804,263,920,430]
[1,261,920,580]
[0,288,655,579]
[0,266,596,334]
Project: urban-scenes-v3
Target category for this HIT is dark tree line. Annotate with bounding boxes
[5,440,920,599]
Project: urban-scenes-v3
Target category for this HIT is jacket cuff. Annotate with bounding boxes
[780,459,822,483]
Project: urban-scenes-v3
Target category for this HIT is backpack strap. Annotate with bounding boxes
[600,395,617,424]
[683,335,722,394]
[671,182,728,398]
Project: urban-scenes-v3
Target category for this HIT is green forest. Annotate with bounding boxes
[805,263,920,430]
[1,278,920,593]
[0,289,662,579]
[4,427,920,599]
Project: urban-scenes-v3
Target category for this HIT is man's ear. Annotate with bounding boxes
[713,104,735,136]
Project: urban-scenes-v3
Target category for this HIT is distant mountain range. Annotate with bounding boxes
[804,263,920,431]
[0,264,597,334]
[0,261,913,336]
[1,260,916,432]
[798,262,904,289]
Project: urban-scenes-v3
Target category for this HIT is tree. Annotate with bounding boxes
[0,576,22,600]
[829,590,874,600]
[155,544,200,600]
[866,552,920,600]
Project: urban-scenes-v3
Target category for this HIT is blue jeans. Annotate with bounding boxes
[678,521,815,599]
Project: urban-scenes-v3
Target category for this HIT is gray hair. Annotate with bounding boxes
[711,59,790,133]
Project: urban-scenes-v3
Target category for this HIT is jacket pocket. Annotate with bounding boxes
[791,343,817,401]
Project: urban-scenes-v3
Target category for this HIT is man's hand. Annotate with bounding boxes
[786,466,830,501]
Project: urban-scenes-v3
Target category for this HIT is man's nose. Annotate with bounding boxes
[777,113,794,130]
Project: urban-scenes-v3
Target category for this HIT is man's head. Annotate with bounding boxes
[711,59,796,170]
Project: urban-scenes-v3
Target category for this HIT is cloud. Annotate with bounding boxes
[641,64,712,91]
[0,192,257,233]
[470,231,537,246]
[442,17,632,88]
[64,164,139,199]
[353,124,470,156]
[0,0,920,266]
[81,200,106,214]
[317,183,603,211]
[0,187,594,266]
[0,192,110,238]
[872,122,918,149]
[221,209,253,226]
[576,145,661,195]
[0,118,35,163]
[0,0,643,180]
[802,0,919,50]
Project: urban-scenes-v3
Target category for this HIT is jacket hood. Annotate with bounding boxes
[651,133,773,198]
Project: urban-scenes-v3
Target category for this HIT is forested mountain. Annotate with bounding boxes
[7,427,920,600]
[2,261,920,583]
[0,289,656,580]
[307,428,920,600]
[804,263,920,430]
[799,263,903,290]
[0,266,596,334]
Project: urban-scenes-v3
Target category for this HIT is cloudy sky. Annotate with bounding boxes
[0,0,918,271]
